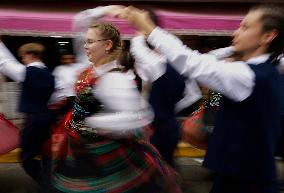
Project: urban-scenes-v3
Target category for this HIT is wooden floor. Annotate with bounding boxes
[0,147,283,193]
[0,142,206,163]
[0,149,20,163]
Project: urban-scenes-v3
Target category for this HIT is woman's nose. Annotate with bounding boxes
[232,28,240,38]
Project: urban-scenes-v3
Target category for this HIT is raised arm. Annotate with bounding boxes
[130,35,167,82]
[146,27,255,102]
[131,35,202,111]
[0,42,26,82]
[120,7,255,102]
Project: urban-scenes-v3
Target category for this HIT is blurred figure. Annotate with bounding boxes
[0,42,55,191]
[52,52,83,101]
[130,9,202,166]
[50,52,86,119]
[51,6,182,193]
[120,4,284,193]
[61,53,75,65]
[131,25,233,165]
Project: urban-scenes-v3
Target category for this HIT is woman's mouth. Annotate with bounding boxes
[232,39,238,46]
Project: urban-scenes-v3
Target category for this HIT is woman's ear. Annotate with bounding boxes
[105,40,113,52]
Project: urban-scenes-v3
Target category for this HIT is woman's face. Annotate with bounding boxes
[232,9,267,58]
[84,28,109,65]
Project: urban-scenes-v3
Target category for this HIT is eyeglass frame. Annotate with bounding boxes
[84,39,109,45]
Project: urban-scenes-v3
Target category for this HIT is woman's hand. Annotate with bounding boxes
[104,5,126,18]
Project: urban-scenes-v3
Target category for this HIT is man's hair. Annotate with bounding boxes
[251,4,284,65]
[18,43,45,58]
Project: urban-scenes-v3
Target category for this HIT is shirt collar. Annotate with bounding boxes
[246,54,270,65]
[26,61,46,68]
[93,60,119,76]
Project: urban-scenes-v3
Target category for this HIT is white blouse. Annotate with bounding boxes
[85,60,154,132]
[73,7,154,132]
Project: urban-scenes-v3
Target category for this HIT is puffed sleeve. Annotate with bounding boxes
[85,72,154,137]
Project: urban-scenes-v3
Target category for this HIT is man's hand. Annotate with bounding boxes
[118,6,157,37]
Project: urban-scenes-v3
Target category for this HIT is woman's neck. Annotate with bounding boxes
[93,50,120,67]
[93,56,116,67]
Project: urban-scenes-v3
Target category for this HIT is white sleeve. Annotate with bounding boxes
[208,46,235,60]
[175,79,202,113]
[49,67,67,103]
[147,27,255,102]
[94,72,148,112]
[0,42,26,82]
[72,6,110,64]
[130,36,167,82]
[85,72,153,131]
[131,36,202,110]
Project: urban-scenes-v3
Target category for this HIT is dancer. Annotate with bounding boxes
[0,42,55,191]
[51,6,182,193]
[130,12,202,165]
[121,4,284,193]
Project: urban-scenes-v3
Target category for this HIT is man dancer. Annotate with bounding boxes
[0,42,55,191]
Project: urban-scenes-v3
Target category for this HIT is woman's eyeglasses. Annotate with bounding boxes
[84,39,108,45]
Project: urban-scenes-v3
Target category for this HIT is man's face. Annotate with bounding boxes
[20,53,33,65]
[61,54,75,65]
[232,10,265,56]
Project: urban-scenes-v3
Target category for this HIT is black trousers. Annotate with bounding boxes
[210,174,279,193]
[276,115,284,158]
[150,118,180,166]
[20,112,53,189]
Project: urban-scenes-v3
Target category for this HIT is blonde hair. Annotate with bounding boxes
[89,22,122,54]
[18,43,45,58]
[89,22,135,71]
